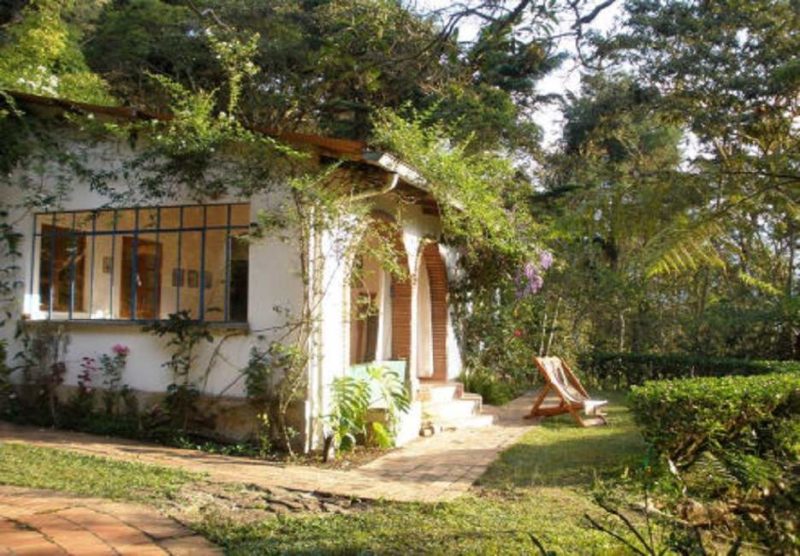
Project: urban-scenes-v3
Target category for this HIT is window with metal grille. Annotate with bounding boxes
[31,203,250,322]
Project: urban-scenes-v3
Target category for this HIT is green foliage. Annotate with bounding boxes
[460,369,519,406]
[12,322,70,426]
[84,0,200,104]
[74,0,559,153]
[326,375,371,452]
[0,0,113,104]
[363,364,410,444]
[143,311,212,429]
[325,365,410,454]
[581,351,800,388]
[629,373,800,550]
[373,108,539,259]
[629,373,800,468]
[118,33,301,202]
[241,341,308,455]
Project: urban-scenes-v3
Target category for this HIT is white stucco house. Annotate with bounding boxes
[0,91,492,452]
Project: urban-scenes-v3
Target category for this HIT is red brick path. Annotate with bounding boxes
[0,486,221,555]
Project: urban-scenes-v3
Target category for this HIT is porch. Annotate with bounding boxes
[345,213,493,441]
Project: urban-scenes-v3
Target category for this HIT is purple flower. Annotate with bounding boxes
[515,253,552,298]
[539,250,553,271]
[112,344,130,357]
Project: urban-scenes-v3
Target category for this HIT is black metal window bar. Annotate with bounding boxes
[31,203,250,323]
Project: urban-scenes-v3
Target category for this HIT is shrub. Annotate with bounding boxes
[629,373,800,468]
[461,369,518,406]
[580,351,800,388]
[629,373,800,551]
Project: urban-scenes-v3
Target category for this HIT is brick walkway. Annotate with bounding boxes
[0,486,221,555]
[0,393,535,503]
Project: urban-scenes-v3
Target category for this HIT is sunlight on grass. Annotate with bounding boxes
[196,393,647,554]
[197,490,628,555]
[0,396,647,554]
[480,392,646,490]
[0,443,200,502]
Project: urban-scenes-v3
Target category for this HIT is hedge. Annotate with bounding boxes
[628,372,800,468]
[578,351,800,388]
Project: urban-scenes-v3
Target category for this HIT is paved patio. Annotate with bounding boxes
[0,485,221,555]
[0,393,535,503]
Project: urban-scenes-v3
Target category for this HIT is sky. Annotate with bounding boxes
[416,0,624,148]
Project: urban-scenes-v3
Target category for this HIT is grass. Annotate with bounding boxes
[0,394,648,554]
[195,392,648,554]
[0,442,200,503]
[480,392,645,489]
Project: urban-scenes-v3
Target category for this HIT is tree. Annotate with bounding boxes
[0,0,113,104]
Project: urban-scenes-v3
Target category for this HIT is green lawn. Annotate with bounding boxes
[196,392,647,554]
[0,443,200,502]
[0,394,647,554]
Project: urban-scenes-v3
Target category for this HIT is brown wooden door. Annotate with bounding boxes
[39,225,86,312]
[120,237,161,319]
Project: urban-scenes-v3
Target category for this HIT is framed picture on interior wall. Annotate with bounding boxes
[204,271,212,289]
[171,268,184,287]
[102,256,112,274]
[187,269,199,288]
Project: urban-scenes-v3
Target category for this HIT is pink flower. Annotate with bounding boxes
[112,344,130,357]
[513,329,523,338]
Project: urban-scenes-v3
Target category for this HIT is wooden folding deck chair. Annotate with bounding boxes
[526,356,608,427]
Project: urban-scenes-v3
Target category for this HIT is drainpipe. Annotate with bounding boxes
[349,171,399,201]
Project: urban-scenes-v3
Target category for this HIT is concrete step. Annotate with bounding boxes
[433,413,496,432]
[422,398,481,422]
[460,392,483,413]
[417,382,463,403]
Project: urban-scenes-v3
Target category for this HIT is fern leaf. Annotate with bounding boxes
[643,220,726,277]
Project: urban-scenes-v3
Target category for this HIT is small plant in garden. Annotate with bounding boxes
[69,356,98,417]
[144,311,212,430]
[255,412,271,458]
[13,322,70,425]
[323,365,410,458]
[242,341,307,456]
[325,375,371,454]
[364,365,411,446]
[98,344,129,416]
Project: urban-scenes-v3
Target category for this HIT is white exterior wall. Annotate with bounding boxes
[0,130,465,451]
[0,138,304,402]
